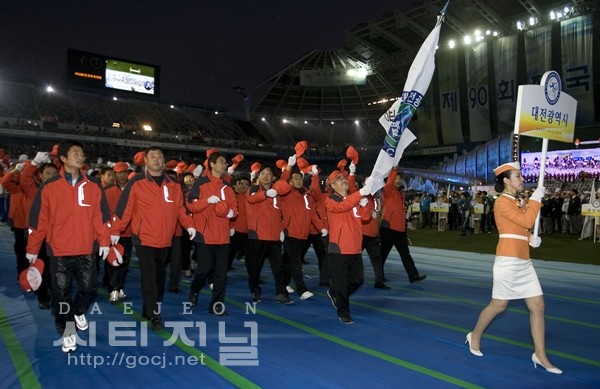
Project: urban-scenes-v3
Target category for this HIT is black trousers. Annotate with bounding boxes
[245,239,287,296]
[105,237,132,291]
[49,254,97,335]
[167,236,182,290]
[228,231,248,269]
[379,227,420,281]
[283,237,308,296]
[191,243,228,309]
[181,229,193,271]
[135,245,169,319]
[12,227,28,279]
[328,253,364,317]
[362,235,384,285]
[302,233,329,285]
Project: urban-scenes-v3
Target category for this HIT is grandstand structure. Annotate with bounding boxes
[0,0,598,185]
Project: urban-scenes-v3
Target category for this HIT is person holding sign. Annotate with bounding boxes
[466,162,562,375]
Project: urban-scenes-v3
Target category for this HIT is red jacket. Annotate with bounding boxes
[326,191,369,254]
[27,170,111,256]
[246,183,284,241]
[230,191,248,233]
[347,174,378,237]
[309,174,328,232]
[186,172,238,245]
[280,186,324,240]
[381,169,407,232]
[104,183,132,237]
[1,170,29,229]
[111,172,192,248]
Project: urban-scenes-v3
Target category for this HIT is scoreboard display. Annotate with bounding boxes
[67,49,160,97]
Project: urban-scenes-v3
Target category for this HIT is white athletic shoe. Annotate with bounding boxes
[62,333,77,353]
[109,290,119,303]
[118,289,127,299]
[74,314,88,331]
[300,291,314,300]
[286,285,295,294]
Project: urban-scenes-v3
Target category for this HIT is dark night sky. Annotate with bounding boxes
[1,0,417,114]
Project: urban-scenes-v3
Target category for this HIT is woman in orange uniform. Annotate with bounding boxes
[466,162,561,374]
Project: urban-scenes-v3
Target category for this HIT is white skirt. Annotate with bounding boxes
[492,256,543,300]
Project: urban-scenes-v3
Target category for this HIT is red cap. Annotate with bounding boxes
[175,161,188,174]
[187,163,197,173]
[250,162,262,173]
[275,159,287,170]
[49,144,59,157]
[232,154,244,166]
[337,159,347,171]
[327,170,346,187]
[166,160,179,169]
[128,171,137,180]
[296,157,310,173]
[272,180,292,196]
[113,162,129,173]
[106,244,125,267]
[19,260,45,292]
[133,151,146,166]
[346,146,359,165]
[294,141,308,157]
[206,148,219,159]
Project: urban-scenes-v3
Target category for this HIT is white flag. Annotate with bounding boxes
[367,1,449,194]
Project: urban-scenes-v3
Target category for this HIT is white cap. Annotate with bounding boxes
[18,154,29,162]
[493,162,520,177]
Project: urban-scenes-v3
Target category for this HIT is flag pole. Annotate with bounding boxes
[531,138,548,238]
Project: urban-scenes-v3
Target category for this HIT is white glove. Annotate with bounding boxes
[250,171,257,181]
[310,165,319,176]
[359,197,368,207]
[227,166,235,175]
[287,155,297,167]
[99,247,109,260]
[110,235,120,245]
[187,227,197,240]
[106,161,115,168]
[359,185,370,197]
[280,231,285,242]
[32,151,50,166]
[321,228,328,237]
[230,228,235,237]
[207,195,221,204]
[530,186,545,203]
[97,157,103,165]
[349,162,356,175]
[372,210,378,219]
[529,235,541,248]
[266,189,277,198]
[15,163,24,171]
[193,165,203,178]
[226,209,235,218]
[26,253,37,263]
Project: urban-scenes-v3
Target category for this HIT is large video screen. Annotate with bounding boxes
[105,59,156,95]
[520,147,600,178]
[67,49,160,97]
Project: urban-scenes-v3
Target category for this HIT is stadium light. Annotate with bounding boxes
[354,120,359,125]
[331,121,334,125]
[463,35,472,45]
[304,120,308,124]
[282,118,288,124]
[261,117,266,121]
[448,40,456,49]
[529,16,537,26]
[142,124,152,132]
[113,96,118,101]
[516,21,524,30]
[46,85,54,93]
[214,111,219,115]
[170,105,175,109]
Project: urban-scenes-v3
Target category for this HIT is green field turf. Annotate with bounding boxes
[106,60,154,76]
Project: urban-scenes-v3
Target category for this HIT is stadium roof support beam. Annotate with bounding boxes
[518,0,542,17]
[353,85,370,118]
[345,33,391,60]
[368,23,413,56]
[337,87,346,121]
[470,2,503,26]
[296,88,308,117]
[394,11,430,39]
[272,77,296,117]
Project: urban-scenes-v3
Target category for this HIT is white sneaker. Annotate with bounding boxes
[118,289,127,299]
[62,333,77,353]
[300,291,314,300]
[109,290,119,303]
[286,285,295,293]
[74,314,88,331]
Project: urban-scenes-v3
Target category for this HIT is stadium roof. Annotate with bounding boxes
[250,0,597,122]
